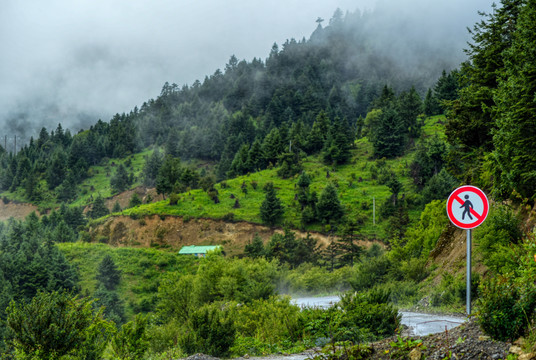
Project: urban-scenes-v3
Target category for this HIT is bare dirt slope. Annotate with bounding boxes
[0,200,39,221]
[89,215,380,256]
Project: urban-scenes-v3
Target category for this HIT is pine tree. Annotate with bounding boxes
[259,182,284,226]
[88,196,109,219]
[244,234,265,258]
[424,88,441,116]
[370,106,406,158]
[493,0,536,199]
[338,221,364,266]
[110,164,131,194]
[96,255,121,291]
[112,201,122,213]
[306,111,330,154]
[397,86,423,138]
[156,155,181,198]
[128,193,142,208]
[142,149,163,187]
[316,183,344,224]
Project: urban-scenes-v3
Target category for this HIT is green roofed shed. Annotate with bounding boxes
[178,245,223,257]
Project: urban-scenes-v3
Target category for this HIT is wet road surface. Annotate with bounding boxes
[292,296,466,336]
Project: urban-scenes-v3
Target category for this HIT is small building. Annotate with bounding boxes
[178,245,224,257]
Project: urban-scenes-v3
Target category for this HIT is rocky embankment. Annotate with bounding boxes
[182,318,527,360]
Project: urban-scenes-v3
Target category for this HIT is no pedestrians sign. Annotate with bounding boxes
[446,185,489,229]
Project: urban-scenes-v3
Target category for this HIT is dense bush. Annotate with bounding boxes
[348,255,392,291]
[478,275,536,341]
[230,296,301,345]
[476,204,523,274]
[339,291,401,338]
[179,303,236,357]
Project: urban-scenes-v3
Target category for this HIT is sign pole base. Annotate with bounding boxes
[467,229,472,316]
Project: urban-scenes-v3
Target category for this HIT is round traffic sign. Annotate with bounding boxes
[446,185,489,229]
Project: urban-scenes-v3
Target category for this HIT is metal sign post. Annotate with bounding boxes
[466,229,471,315]
[446,185,489,316]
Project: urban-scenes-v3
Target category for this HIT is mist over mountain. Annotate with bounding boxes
[0,0,492,147]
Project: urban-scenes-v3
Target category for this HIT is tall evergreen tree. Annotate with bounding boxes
[259,182,284,226]
[96,255,121,291]
[110,164,131,194]
[316,182,344,224]
[370,106,406,158]
[88,196,109,219]
[142,149,163,187]
[397,86,423,138]
[493,0,536,199]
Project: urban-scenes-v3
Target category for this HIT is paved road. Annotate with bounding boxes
[292,296,466,336]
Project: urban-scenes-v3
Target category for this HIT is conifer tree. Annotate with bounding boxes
[397,86,423,138]
[493,0,536,199]
[370,106,406,158]
[338,221,364,266]
[88,196,109,219]
[244,234,265,258]
[259,182,284,226]
[128,193,142,208]
[96,254,121,291]
[143,149,163,187]
[111,164,131,194]
[316,182,344,224]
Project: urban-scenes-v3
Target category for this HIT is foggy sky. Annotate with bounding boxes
[0,0,493,142]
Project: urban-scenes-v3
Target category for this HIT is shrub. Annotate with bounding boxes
[111,314,149,359]
[222,212,235,222]
[339,291,401,338]
[231,296,301,345]
[476,205,523,273]
[349,256,392,291]
[179,303,236,357]
[478,275,536,341]
[6,291,114,360]
[169,193,179,206]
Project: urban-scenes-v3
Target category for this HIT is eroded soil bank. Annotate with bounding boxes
[89,215,383,256]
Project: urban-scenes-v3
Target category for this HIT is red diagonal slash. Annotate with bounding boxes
[454,195,482,220]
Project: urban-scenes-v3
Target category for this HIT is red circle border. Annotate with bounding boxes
[446,185,489,229]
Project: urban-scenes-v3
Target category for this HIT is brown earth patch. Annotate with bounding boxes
[428,223,488,286]
[0,200,39,221]
[88,215,381,256]
[84,186,161,213]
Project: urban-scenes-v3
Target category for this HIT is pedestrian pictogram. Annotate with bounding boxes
[446,185,489,229]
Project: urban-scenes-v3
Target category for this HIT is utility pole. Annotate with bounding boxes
[373,197,376,225]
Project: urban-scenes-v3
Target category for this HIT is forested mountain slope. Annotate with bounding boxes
[2,1,536,358]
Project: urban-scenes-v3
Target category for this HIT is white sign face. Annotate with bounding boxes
[446,185,489,229]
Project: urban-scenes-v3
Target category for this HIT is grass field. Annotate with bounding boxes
[58,242,197,318]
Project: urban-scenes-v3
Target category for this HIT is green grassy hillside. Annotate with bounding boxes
[58,242,197,319]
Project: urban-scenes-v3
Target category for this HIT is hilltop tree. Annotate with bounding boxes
[259,182,284,226]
